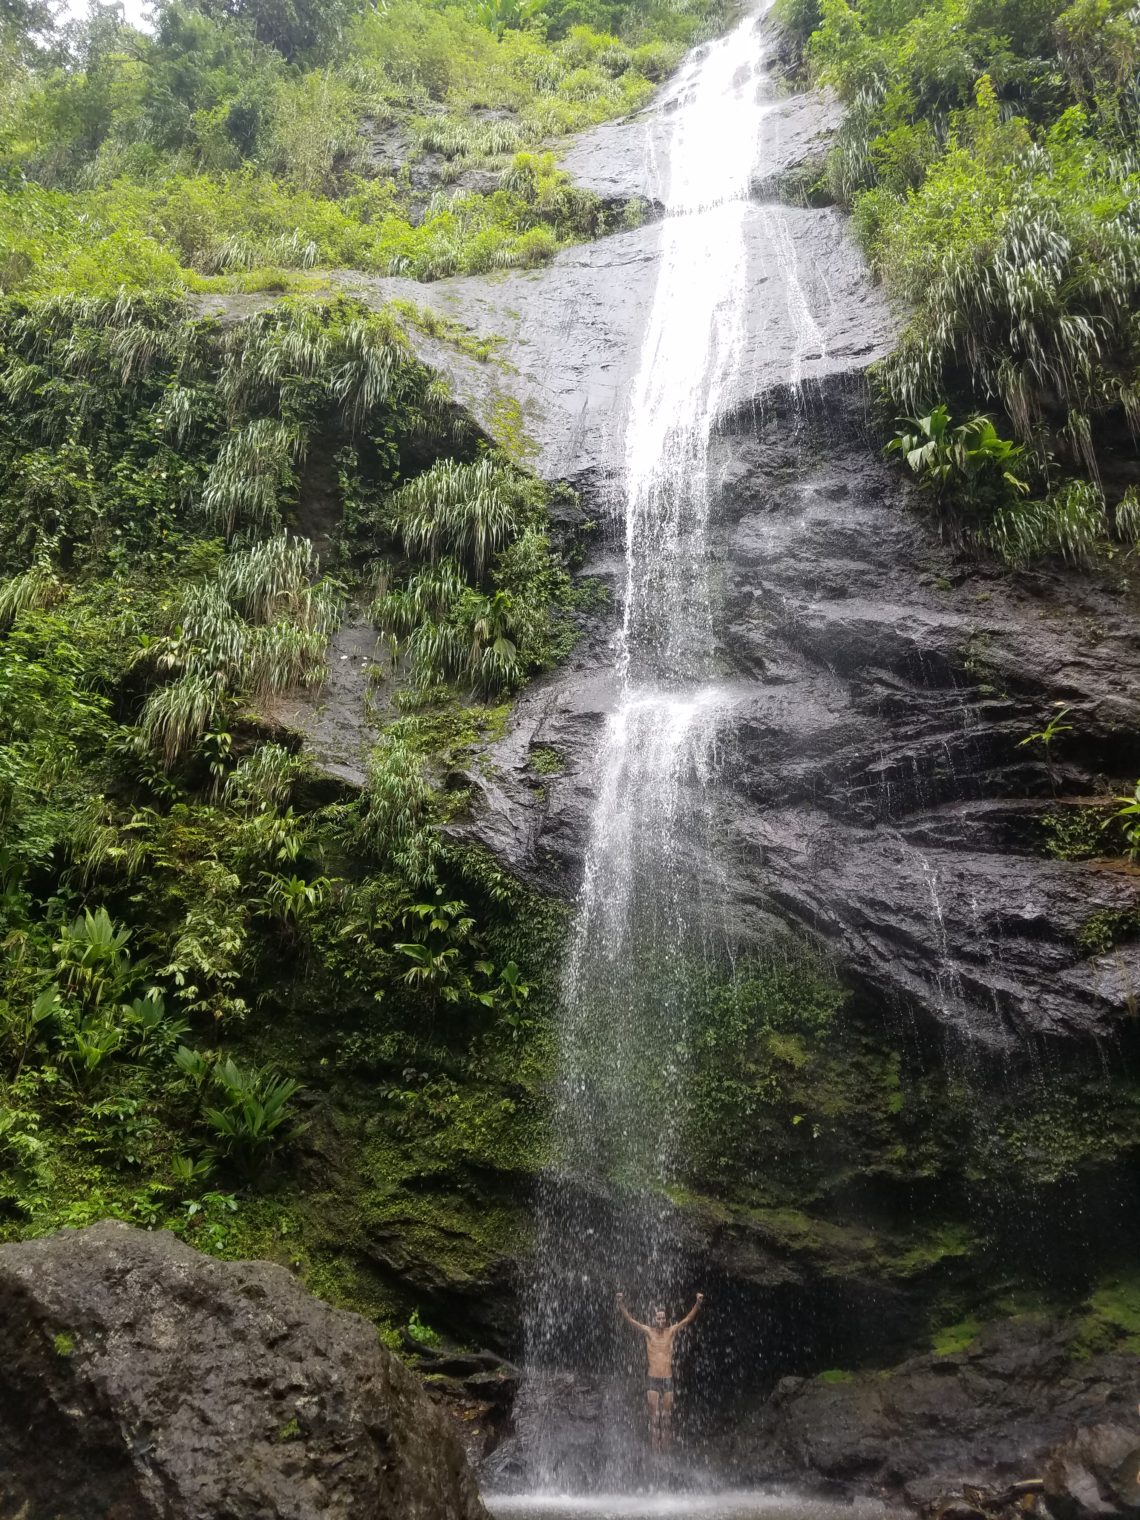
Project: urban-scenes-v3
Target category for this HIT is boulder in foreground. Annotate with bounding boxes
[0,1219,487,1520]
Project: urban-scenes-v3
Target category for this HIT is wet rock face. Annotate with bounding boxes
[462,381,1140,1049]
[337,204,893,495]
[731,1316,1140,1504]
[0,1220,487,1520]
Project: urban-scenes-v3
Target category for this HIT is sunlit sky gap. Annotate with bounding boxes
[59,0,154,31]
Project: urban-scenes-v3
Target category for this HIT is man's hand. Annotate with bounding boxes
[696,1292,705,1303]
[616,1291,625,1304]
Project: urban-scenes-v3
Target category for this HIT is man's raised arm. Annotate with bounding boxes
[616,1292,650,1334]
[674,1292,705,1330]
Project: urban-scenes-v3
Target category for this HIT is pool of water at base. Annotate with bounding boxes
[485,1491,891,1520]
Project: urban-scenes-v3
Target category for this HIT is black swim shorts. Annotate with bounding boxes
[647,1376,673,1395]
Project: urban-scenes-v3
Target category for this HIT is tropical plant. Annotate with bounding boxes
[0,985,59,1078]
[389,457,536,579]
[54,907,136,1009]
[392,896,500,1008]
[201,420,304,537]
[171,1152,213,1187]
[1113,782,1140,861]
[986,482,1109,567]
[1018,706,1073,757]
[0,563,63,628]
[223,743,302,813]
[257,871,330,926]
[358,737,441,885]
[887,406,1029,516]
[121,993,190,1057]
[203,1056,303,1178]
[139,535,337,766]
[66,1019,123,1088]
[173,1043,213,1095]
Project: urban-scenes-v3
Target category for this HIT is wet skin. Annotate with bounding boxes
[616,1292,704,1451]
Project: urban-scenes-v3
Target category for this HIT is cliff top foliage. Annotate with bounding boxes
[0,0,727,294]
[778,0,1140,562]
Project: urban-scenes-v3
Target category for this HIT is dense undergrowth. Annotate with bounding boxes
[0,0,726,293]
[0,284,582,1316]
[777,0,1140,567]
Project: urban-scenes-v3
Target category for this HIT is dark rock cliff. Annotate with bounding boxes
[465,380,1140,1049]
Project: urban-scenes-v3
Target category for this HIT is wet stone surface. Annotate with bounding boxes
[458,381,1140,1050]
[335,201,894,493]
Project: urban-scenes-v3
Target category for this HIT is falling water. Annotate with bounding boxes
[517,6,820,1494]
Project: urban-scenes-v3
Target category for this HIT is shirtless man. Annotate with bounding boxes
[616,1291,704,1451]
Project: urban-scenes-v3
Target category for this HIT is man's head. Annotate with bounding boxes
[653,1305,667,1328]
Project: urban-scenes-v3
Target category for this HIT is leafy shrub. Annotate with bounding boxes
[887,405,1028,518]
[794,0,1140,476]
[203,1057,304,1173]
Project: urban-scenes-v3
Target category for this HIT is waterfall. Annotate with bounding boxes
[518,7,813,1491]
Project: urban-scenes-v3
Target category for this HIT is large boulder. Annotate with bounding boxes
[0,1219,487,1520]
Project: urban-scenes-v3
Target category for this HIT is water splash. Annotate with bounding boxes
[488,1493,889,1520]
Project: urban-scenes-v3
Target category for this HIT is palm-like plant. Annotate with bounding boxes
[372,559,467,644]
[1114,781,1140,860]
[141,671,224,767]
[140,535,337,766]
[204,1056,303,1179]
[54,907,136,1009]
[224,743,301,813]
[359,737,441,885]
[201,420,305,538]
[986,481,1108,566]
[330,315,407,435]
[258,871,329,926]
[884,172,1140,467]
[219,534,337,630]
[0,561,63,629]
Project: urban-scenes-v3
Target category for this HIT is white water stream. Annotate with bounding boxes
[510,7,827,1502]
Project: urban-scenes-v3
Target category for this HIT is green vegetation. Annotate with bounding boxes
[0,0,727,295]
[0,273,574,1308]
[406,1306,443,1345]
[1114,780,1140,860]
[779,0,1140,562]
[931,1315,981,1356]
[1072,1274,1140,1358]
[370,456,576,699]
[529,744,564,774]
[1041,804,1113,862]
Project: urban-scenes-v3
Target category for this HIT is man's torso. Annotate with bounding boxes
[644,1327,676,1379]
